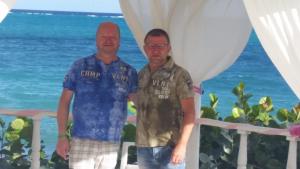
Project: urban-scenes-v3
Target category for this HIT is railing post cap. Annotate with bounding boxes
[237,130,250,135]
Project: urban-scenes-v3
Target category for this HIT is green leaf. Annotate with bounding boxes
[5,132,20,142]
[223,145,232,154]
[232,82,245,97]
[259,97,273,112]
[243,93,253,102]
[224,116,236,122]
[127,101,137,114]
[232,107,244,118]
[12,152,22,160]
[291,103,300,121]
[0,118,5,128]
[11,119,25,131]
[220,130,233,143]
[199,153,211,163]
[256,112,272,126]
[122,124,136,142]
[276,108,289,122]
[209,93,219,109]
[201,107,218,119]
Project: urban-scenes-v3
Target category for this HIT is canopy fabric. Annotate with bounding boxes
[0,0,16,23]
[120,0,252,168]
[243,0,300,99]
[120,0,252,85]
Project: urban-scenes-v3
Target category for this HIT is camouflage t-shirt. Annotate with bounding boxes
[136,57,194,147]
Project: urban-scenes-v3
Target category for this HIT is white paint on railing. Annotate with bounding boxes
[31,116,41,169]
[286,137,298,169]
[237,130,249,169]
[0,109,298,169]
[187,94,201,169]
[197,118,290,136]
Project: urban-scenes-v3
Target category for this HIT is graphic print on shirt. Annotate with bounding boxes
[152,71,174,100]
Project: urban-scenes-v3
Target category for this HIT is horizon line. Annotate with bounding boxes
[11,9,123,15]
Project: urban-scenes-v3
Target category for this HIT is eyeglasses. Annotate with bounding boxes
[145,43,169,49]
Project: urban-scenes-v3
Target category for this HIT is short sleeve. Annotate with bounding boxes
[63,62,77,91]
[176,69,194,100]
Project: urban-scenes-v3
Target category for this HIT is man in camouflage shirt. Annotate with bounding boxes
[136,28,195,169]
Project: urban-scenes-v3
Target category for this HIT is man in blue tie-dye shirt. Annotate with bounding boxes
[55,22,138,169]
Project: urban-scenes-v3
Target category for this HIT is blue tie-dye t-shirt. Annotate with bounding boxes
[63,54,138,142]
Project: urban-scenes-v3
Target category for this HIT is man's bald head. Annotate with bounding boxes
[96,22,120,56]
[97,22,120,38]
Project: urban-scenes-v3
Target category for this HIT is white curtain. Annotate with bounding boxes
[120,0,252,168]
[0,0,16,23]
[243,0,300,100]
[120,0,252,85]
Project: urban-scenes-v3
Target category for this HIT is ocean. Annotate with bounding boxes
[0,10,298,155]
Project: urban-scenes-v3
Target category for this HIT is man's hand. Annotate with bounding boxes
[56,138,70,160]
[171,143,186,164]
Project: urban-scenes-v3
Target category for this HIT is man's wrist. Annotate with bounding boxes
[58,133,67,139]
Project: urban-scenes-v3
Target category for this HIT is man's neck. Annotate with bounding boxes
[96,53,117,64]
[149,63,164,72]
[149,58,169,72]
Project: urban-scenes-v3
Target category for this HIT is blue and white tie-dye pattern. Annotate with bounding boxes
[63,54,138,142]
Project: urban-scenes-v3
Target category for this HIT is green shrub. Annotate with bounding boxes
[200,82,300,169]
[0,117,50,169]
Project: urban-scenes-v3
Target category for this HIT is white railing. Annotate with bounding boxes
[0,109,56,169]
[197,118,296,169]
[120,118,298,169]
[0,109,298,169]
[0,109,135,169]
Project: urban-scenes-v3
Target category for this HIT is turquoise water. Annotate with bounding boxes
[0,10,298,155]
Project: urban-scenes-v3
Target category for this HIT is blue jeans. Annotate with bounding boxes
[137,145,185,169]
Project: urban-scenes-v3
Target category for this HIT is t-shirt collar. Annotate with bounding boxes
[162,56,174,70]
[147,56,174,72]
[93,53,120,65]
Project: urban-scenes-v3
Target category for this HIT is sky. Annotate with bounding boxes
[12,0,122,13]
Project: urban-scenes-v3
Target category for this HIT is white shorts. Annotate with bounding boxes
[69,138,119,169]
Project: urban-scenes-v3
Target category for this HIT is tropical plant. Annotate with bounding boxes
[0,117,50,169]
[200,93,238,169]
[200,82,300,169]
